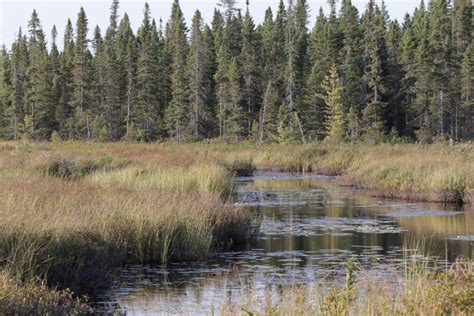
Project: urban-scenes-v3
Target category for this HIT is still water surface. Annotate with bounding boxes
[95,172,473,314]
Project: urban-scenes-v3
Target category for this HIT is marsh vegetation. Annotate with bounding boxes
[0,141,472,314]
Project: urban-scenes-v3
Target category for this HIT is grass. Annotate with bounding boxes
[0,141,258,314]
[221,258,474,315]
[213,142,474,204]
[0,273,88,315]
[0,140,472,313]
[88,163,234,197]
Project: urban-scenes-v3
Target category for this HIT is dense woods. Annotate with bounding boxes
[0,0,472,143]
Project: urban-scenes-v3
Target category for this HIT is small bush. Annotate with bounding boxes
[41,156,130,180]
[223,159,256,177]
[51,131,62,143]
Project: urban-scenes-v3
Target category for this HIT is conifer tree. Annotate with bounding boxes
[188,10,213,140]
[318,65,345,142]
[361,0,388,140]
[304,8,330,140]
[282,0,305,143]
[460,43,473,138]
[9,29,28,140]
[340,0,363,115]
[451,0,472,139]
[241,1,261,135]
[164,0,190,142]
[70,7,91,139]
[134,3,160,141]
[26,10,54,139]
[0,0,471,142]
[259,80,280,144]
[0,47,12,138]
[55,20,75,138]
[428,0,452,138]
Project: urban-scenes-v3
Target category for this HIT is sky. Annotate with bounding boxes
[1,0,420,51]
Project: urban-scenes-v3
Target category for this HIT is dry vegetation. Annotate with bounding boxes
[0,140,472,313]
[222,259,474,316]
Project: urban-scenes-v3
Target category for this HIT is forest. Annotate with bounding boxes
[0,0,472,143]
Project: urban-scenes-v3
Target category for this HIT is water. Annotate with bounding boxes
[94,172,473,315]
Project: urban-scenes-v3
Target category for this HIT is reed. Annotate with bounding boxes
[0,272,88,315]
[0,176,254,293]
[222,258,474,315]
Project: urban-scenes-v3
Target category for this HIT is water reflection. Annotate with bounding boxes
[95,172,473,314]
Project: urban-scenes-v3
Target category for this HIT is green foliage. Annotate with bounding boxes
[318,65,345,142]
[0,0,472,143]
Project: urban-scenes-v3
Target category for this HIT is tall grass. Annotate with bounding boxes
[0,177,254,294]
[0,141,256,307]
[88,163,234,197]
[0,140,471,313]
[0,273,88,315]
[221,258,474,315]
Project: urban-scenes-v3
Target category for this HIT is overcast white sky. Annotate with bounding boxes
[1,0,419,50]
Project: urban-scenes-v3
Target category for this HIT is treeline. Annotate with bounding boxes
[0,0,472,143]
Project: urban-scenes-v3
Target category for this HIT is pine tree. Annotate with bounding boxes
[188,10,213,140]
[241,1,261,136]
[9,30,28,140]
[451,0,472,139]
[0,0,471,143]
[384,20,405,134]
[55,19,75,138]
[226,57,244,141]
[428,0,452,138]
[340,0,363,115]
[116,14,136,138]
[133,3,160,141]
[0,47,12,138]
[70,7,91,139]
[259,80,280,144]
[460,43,473,138]
[361,0,388,140]
[318,65,345,142]
[304,8,330,140]
[100,0,122,140]
[25,10,55,139]
[282,0,306,143]
[412,1,434,142]
[164,0,189,142]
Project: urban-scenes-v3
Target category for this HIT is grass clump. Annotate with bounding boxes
[41,156,130,180]
[88,163,234,197]
[223,259,474,316]
[0,176,255,294]
[0,273,88,315]
[222,159,256,176]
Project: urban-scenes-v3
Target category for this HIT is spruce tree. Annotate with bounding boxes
[281,0,305,143]
[25,10,54,139]
[361,0,388,141]
[0,47,12,138]
[304,8,330,140]
[318,65,345,142]
[428,0,452,138]
[133,3,160,141]
[460,43,473,138]
[71,7,91,139]
[55,20,75,138]
[241,1,261,136]
[188,10,213,140]
[340,0,363,116]
[9,29,28,140]
[164,0,190,142]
